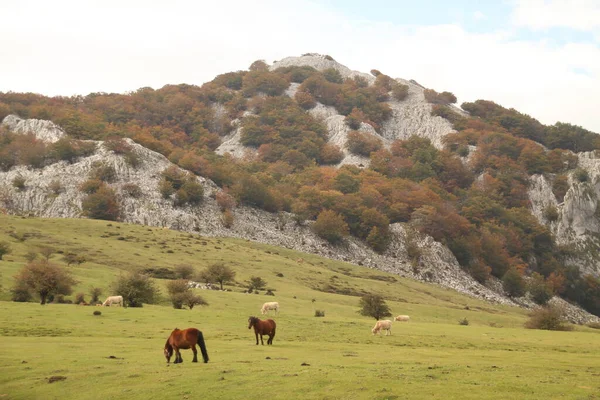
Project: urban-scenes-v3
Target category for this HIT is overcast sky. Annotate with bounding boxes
[1,0,599,132]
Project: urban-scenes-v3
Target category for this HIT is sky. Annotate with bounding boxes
[1,0,599,132]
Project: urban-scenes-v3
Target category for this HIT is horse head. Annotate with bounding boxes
[248,317,257,329]
[164,345,173,363]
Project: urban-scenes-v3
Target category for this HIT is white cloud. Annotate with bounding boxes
[0,0,599,132]
[473,10,486,21]
[511,0,600,31]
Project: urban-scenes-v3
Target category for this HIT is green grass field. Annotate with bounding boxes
[1,215,599,400]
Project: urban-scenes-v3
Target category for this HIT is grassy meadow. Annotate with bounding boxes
[0,215,599,400]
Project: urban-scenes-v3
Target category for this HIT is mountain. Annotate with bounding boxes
[1,53,599,322]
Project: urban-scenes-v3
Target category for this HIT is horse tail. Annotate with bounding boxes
[271,320,276,337]
[197,331,209,363]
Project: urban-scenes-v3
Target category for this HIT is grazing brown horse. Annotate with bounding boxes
[248,316,276,345]
[164,328,209,364]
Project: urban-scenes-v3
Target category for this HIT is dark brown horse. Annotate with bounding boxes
[248,316,276,345]
[164,328,209,363]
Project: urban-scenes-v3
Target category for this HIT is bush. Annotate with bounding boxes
[14,260,77,304]
[358,294,392,320]
[90,287,102,304]
[111,272,159,307]
[424,89,457,104]
[458,318,469,326]
[10,281,32,302]
[543,205,559,222]
[89,162,117,183]
[75,293,85,304]
[79,179,103,194]
[319,144,344,165]
[574,168,589,183]
[312,210,349,244]
[528,272,553,305]
[48,180,63,195]
[121,183,142,198]
[295,91,316,110]
[12,175,26,191]
[391,83,409,101]
[248,276,267,292]
[175,264,194,280]
[93,310,102,316]
[221,209,234,228]
[346,130,382,157]
[82,186,121,221]
[314,310,325,317]
[524,306,573,331]
[502,267,526,298]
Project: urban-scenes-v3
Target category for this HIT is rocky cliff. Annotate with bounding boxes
[1,114,522,308]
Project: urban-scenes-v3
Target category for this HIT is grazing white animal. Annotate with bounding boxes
[261,301,279,315]
[394,315,410,322]
[372,320,393,336]
[102,295,124,307]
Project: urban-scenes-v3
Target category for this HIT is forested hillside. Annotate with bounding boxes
[1,54,599,316]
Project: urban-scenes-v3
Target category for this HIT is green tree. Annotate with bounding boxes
[90,287,103,304]
[112,272,159,307]
[358,294,392,320]
[14,260,78,305]
[199,262,236,290]
[502,267,526,298]
[248,276,267,292]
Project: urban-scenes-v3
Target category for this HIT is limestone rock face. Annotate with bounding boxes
[2,115,65,143]
[528,151,600,276]
[215,53,465,168]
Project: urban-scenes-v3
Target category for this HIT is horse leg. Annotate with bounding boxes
[255,332,259,345]
[175,349,183,363]
[260,334,264,345]
[192,345,198,362]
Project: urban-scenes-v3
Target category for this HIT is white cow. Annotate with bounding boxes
[394,315,410,322]
[372,320,393,336]
[102,295,124,307]
[261,301,279,315]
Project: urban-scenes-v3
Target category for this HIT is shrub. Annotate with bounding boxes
[93,310,102,316]
[574,168,589,183]
[345,108,366,130]
[424,89,457,104]
[63,252,86,266]
[82,186,121,221]
[314,310,325,317]
[502,267,526,298]
[358,294,392,320]
[90,287,102,304]
[79,179,103,194]
[391,83,409,101]
[48,180,63,195]
[0,241,11,260]
[319,143,344,165]
[346,130,382,157]
[323,68,343,84]
[524,306,573,331]
[75,293,85,304]
[216,190,236,211]
[552,175,570,202]
[89,162,117,183]
[458,318,469,326]
[111,272,159,307]
[221,209,234,228]
[312,210,349,244]
[10,281,32,302]
[12,175,26,191]
[175,264,194,280]
[528,273,553,305]
[295,91,316,110]
[14,260,78,304]
[121,183,142,198]
[174,179,204,207]
[543,205,559,222]
[248,276,267,292]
